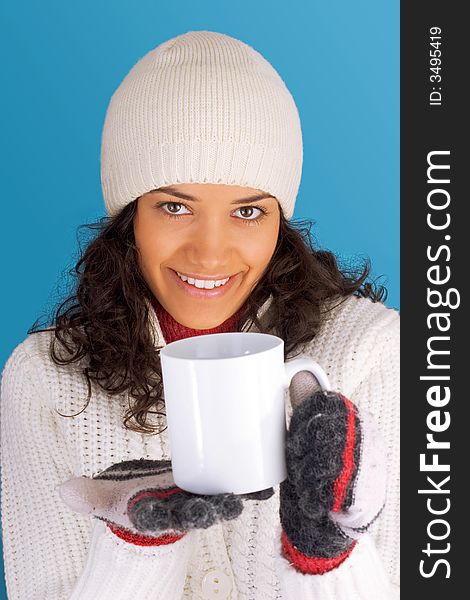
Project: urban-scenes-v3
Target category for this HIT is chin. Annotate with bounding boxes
[188,318,223,330]
[180,307,232,329]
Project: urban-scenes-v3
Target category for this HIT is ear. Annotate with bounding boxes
[56,477,116,515]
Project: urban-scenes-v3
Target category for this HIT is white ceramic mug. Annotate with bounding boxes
[159,332,330,495]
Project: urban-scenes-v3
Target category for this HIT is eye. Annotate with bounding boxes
[158,202,191,218]
[235,206,266,221]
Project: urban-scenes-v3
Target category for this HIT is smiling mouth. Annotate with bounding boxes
[174,270,231,289]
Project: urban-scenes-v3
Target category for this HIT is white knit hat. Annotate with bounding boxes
[100,30,303,220]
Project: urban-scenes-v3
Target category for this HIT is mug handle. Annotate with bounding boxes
[284,357,331,392]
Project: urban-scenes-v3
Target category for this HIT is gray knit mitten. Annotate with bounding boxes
[280,389,387,574]
[59,458,273,545]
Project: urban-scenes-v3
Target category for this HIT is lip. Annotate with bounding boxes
[168,268,242,298]
[174,270,233,281]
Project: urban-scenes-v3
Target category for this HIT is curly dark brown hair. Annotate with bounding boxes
[28,197,386,435]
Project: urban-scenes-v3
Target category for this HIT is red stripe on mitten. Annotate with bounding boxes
[332,393,358,512]
[281,528,357,574]
[107,522,187,546]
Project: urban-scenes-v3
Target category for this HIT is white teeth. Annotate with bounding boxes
[176,271,230,289]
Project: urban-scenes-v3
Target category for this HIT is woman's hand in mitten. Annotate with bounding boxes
[58,458,274,546]
[280,389,387,574]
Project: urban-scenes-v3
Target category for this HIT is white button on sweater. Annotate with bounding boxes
[0,294,400,599]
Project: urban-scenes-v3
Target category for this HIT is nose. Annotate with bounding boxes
[185,219,233,271]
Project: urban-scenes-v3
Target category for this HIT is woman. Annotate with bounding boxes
[0,30,399,599]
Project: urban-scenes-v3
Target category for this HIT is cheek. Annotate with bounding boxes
[134,220,174,271]
[243,228,279,270]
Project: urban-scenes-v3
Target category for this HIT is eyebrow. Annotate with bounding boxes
[152,186,276,205]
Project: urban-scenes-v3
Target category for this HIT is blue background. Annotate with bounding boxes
[0,1,399,595]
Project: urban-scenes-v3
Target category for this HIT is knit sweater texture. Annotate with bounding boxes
[0,294,400,599]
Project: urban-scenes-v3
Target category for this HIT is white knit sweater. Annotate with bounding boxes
[1,295,399,600]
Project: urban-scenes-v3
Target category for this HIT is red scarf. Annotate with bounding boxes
[151,297,245,343]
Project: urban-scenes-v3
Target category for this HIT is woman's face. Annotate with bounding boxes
[133,183,281,329]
